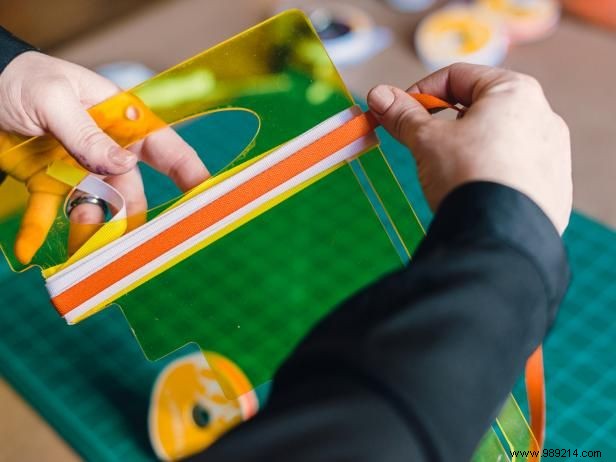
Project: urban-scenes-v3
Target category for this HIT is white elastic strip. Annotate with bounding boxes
[62,133,376,324]
[47,105,363,297]
[72,175,126,222]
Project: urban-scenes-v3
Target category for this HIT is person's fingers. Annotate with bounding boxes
[406,63,507,107]
[35,80,137,176]
[67,167,147,255]
[134,127,209,192]
[367,85,434,149]
[66,196,106,256]
[15,191,63,264]
[72,68,208,192]
[105,166,147,232]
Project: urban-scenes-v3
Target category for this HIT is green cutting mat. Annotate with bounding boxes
[1,119,614,462]
[530,213,616,460]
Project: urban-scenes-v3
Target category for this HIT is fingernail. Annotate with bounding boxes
[368,85,396,115]
[109,147,136,167]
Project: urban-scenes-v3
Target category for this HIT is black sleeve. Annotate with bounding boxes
[190,181,570,462]
[0,26,35,74]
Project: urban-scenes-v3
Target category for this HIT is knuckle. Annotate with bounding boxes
[511,73,542,93]
[27,77,72,122]
[413,122,434,145]
[125,197,147,212]
[36,76,71,101]
[393,106,419,139]
[167,150,190,180]
[69,206,103,224]
[76,125,107,151]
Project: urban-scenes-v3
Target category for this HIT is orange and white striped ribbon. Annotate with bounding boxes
[46,105,379,323]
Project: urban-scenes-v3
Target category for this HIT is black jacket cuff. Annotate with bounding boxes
[418,181,570,329]
[0,26,36,73]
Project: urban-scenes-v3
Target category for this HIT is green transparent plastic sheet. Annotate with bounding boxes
[0,9,424,395]
[497,396,540,461]
[471,395,539,462]
[0,10,535,460]
[120,11,423,394]
[119,11,424,394]
[472,430,508,462]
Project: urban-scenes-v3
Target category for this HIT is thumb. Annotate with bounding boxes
[37,82,137,176]
[367,85,433,149]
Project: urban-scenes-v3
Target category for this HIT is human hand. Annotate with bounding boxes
[0,51,209,263]
[367,63,572,234]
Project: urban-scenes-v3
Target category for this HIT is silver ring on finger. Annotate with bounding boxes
[66,194,109,218]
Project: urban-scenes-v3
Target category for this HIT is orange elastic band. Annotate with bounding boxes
[526,346,546,451]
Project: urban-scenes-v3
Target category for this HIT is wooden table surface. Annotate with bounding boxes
[2,1,615,460]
